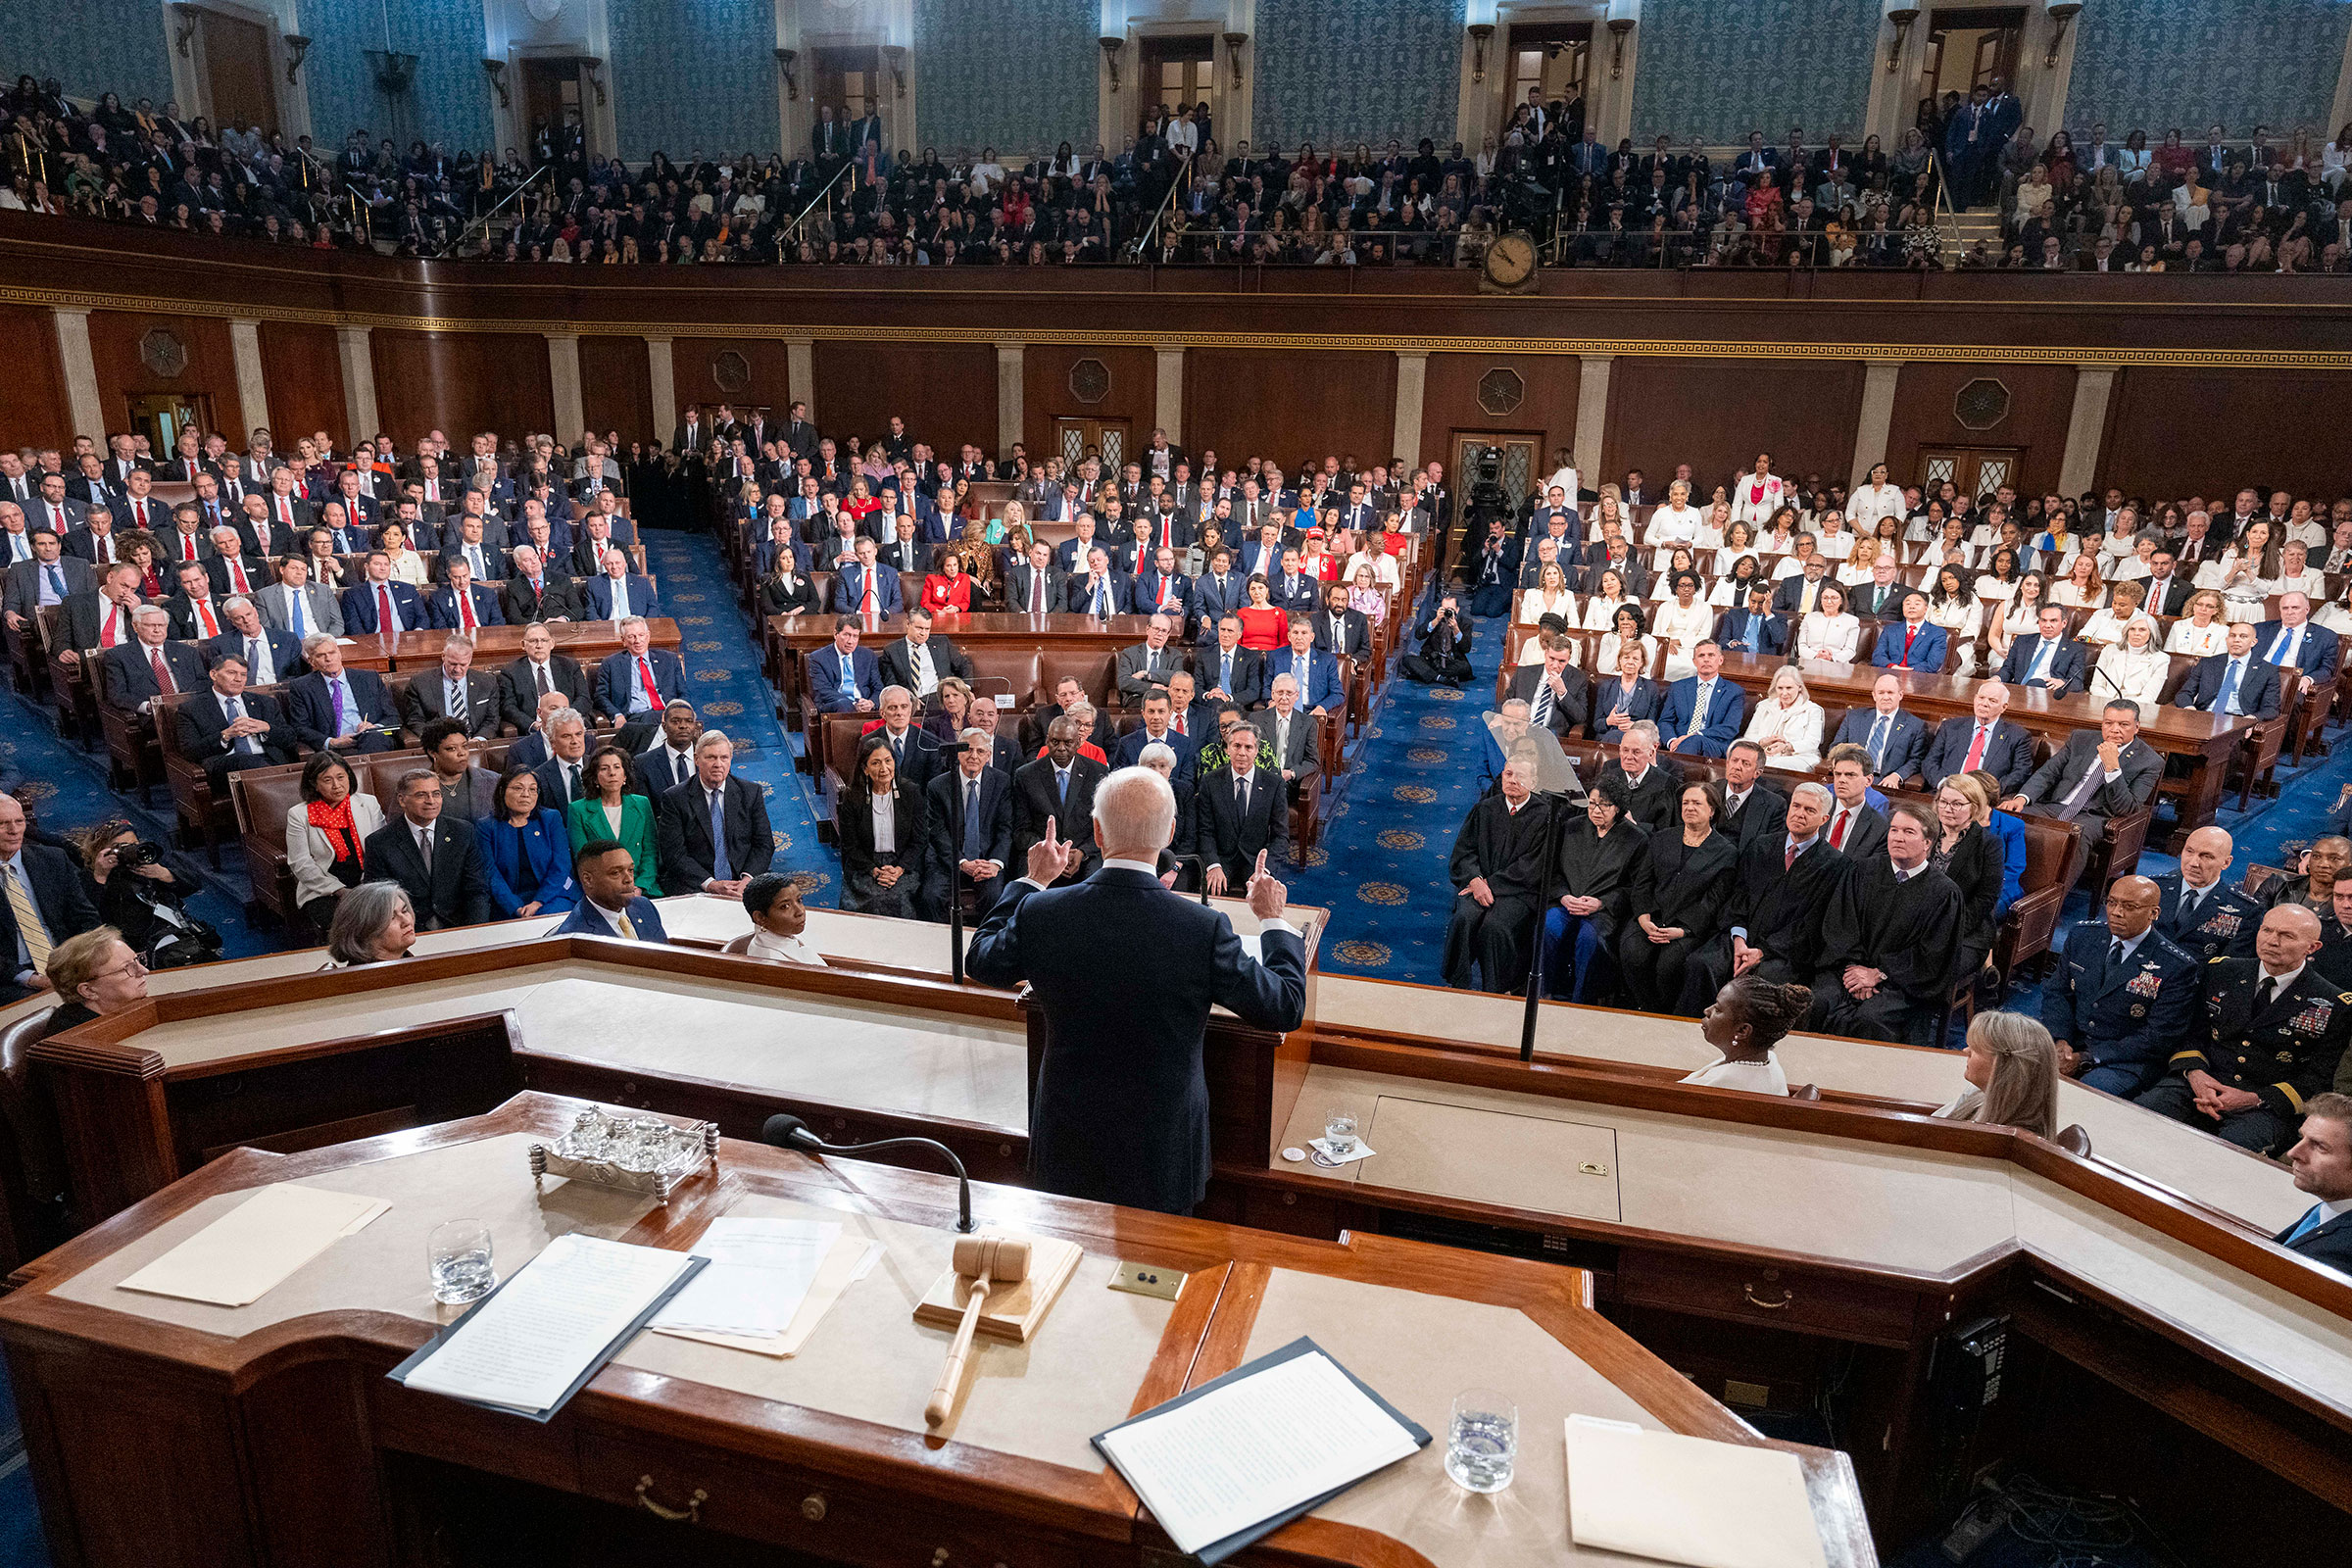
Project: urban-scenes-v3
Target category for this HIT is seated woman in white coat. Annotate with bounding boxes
[1583,569,1637,630]
[2165,588,2231,655]
[2092,616,2170,710]
[1519,562,1578,624]
[1742,666,1826,771]
[1595,602,1661,674]
[2075,578,2150,645]
[1650,573,1717,682]
[1792,581,1861,663]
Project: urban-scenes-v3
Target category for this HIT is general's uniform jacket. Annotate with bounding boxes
[2173,957,2352,1116]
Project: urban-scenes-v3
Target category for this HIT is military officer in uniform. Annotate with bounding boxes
[2135,904,2352,1152]
[2039,875,2201,1097]
[2152,825,2261,961]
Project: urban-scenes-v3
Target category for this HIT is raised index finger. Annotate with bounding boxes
[1253,850,1268,880]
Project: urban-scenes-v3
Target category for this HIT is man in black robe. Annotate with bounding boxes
[1443,757,1557,992]
[1807,801,1964,1046]
[1679,779,1846,1012]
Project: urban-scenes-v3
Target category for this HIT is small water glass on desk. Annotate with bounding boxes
[1445,1388,1517,1494]
[428,1218,496,1305]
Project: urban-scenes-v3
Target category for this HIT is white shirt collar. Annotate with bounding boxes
[2260,959,2306,995]
[1103,856,1159,876]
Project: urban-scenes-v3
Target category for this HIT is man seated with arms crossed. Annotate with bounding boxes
[2135,904,2352,1151]
[966,767,1304,1214]
[2040,874,2201,1096]
[555,838,670,942]
[2278,1094,2352,1275]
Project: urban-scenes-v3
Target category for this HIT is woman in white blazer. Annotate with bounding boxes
[1744,666,1826,771]
[283,752,387,940]
[2093,617,2170,710]
[1793,582,1861,663]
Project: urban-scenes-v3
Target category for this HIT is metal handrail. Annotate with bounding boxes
[1128,148,1195,259]
[458,160,556,253]
[780,158,857,246]
[1927,148,1962,266]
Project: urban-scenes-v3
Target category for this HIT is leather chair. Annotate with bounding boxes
[157,682,292,863]
[0,1007,68,1273]
[2056,1124,2092,1156]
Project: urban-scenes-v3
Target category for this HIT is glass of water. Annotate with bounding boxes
[427,1219,496,1305]
[1446,1388,1517,1494]
[1324,1109,1359,1157]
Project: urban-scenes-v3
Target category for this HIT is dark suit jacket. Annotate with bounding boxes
[655,775,775,894]
[426,582,508,631]
[363,814,491,929]
[284,668,399,749]
[1720,780,1790,849]
[339,578,428,635]
[827,564,904,616]
[1505,663,1589,738]
[1832,707,1930,782]
[1063,571,1135,615]
[200,626,306,683]
[1823,800,1888,861]
[99,640,206,710]
[1310,606,1370,661]
[2173,652,2282,720]
[1193,763,1290,885]
[503,572,580,624]
[1003,563,1066,614]
[807,645,882,711]
[552,896,670,943]
[876,635,974,694]
[2253,618,2341,679]
[965,867,1306,1212]
[400,668,502,739]
[1197,644,1264,709]
[175,688,299,770]
[495,654,592,731]
[924,766,1014,885]
[0,844,99,995]
[1009,756,1108,883]
[593,647,688,722]
[1769,573,1836,614]
[1997,633,2090,695]
[2017,732,2162,822]
[1923,714,2035,793]
[2278,1208,2352,1275]
[1591,675,1663,743]
[1711,608,1787,657]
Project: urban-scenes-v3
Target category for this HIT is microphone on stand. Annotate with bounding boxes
[761,1113,975,1233]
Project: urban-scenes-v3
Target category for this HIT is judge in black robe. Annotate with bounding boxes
[1615,780,1738,1013]
[1807,820,1965,1046]
[1679,788,1848,1014]
[1539,775,1648,1002]
[1442,768,1557,992]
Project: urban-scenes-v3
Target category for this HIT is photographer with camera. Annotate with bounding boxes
[74,821,221,970]
[1401,591,1475,686]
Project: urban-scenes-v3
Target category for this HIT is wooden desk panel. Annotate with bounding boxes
[767,610,1155,711]
[338,616,682,671]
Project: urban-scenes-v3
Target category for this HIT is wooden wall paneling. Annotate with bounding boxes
[0,303,70,451]
[1180,350,1398,470]
[1600,358,1866,499]
[578,335,654,446]
[1882,363,2080,499]
[669,337,795,423]
[812,341,998,456]
[2097,368,2352,502]
[83,311,245,441]
[370,331,555,446]
[1021,345,1157,461]
[256,321,349,449]
[1419,352,1580,474]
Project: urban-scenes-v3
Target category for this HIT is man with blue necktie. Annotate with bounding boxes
[1659,641,1746,757]
[1064,546,1131,617]
[655,731,772,897]
[2276,1095,2352,1274]
[1994,605,2085,694]
[2,527,91,635]
[2173,620,2282,720]
[1200,614,1263,709]
[1711,582,1787,658]
[2255,593,2340,681]
[1830,672,1929,789]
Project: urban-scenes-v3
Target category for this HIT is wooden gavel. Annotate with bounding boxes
[924,1236,1032,1429]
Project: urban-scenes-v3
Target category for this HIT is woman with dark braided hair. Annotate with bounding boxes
[1683,975,1815,1095]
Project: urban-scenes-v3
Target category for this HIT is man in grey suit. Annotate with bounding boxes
[1115,613,1188,704]
[2001,699,2163,840]
[1250,673,1321,803]
[27,472,86,545]
[256,556,345,639]
[398,636,502,742]
[3,529,92,635]
[1004,539,1064,613]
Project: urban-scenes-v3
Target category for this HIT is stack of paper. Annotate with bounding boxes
[119,1183,390,1307]
[653,1227,878,1357]
[1565,1414,1829,1568]
[1096,1339,1426,1561]
[393,1234,703,1419]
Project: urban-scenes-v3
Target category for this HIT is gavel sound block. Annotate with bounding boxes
[914,1231,1083,1428]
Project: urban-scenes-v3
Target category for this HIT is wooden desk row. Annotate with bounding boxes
[0,1093,1870,1568]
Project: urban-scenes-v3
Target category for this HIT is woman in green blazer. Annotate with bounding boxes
[565,744,660,897]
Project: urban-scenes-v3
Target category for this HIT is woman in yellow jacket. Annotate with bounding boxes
[564,744,661,898]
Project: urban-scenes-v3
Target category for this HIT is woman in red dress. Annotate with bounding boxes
[921,550,974,615]
[1236,574,1288,650]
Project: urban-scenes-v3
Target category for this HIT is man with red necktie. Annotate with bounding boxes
[114,471,164,538]
[207,528,260,597]
[99,604,203,714]
[429,559,505,632]
[165,561,224,640]
[593,615,687,751]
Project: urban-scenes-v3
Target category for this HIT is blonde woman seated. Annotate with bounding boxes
[2095,506,2145,564]
[1837,536,1884,588]
[2165,588,2231,655]
[1595,603,1660,673]
[1583,569,1637,630]
[2093,616,2169,708]
[1520,562,1578,623]
[1652,573,1717,681]
[2049,553,2106,611]
[1792,581,1860,662]
[1934,1010,2058,1140]
[1588,491,1632,544]
[1742,666,1825,770]
[2075,578,2150,645]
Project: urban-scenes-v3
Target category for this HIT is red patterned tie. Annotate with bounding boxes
[638,658,660,709]
[149,646,174,693]
[1831,809,1849,849]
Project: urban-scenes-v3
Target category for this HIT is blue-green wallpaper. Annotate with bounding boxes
[611,0,776,163]
[0,0,172,105]
[303,0,494,153]
[1253,0,1465,155]
[912,0,1097,159]
[1628,0,1882,146]
[2065,0,2352,138]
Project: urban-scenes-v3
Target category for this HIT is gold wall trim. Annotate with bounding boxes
[5,282,2351,369]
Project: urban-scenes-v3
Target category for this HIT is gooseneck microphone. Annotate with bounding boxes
[761,1113,976,1233]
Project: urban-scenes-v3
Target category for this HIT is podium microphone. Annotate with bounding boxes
[761,1113,977,1233]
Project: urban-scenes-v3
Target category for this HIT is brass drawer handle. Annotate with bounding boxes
[802,1494,827,1522]
[1742,1283,1793,1310]
[633,1475,707,1523]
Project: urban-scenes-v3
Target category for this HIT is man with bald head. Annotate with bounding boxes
[967,765,1305,1213]
[2136,904,2352,1151]
[2041,876,2201,1096]
[2153,825,2262,959]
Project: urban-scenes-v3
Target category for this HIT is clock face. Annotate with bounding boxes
[525,0,564,23]
[1486,232,1536,285]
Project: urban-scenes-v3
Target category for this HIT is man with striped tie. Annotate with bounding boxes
[0,794,99,1001]
[2277,1094,2352,1274]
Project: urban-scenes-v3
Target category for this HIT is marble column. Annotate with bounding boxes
[996,341,1025,462]
[50,309,103,440]
[1573,355,1612,487]
[1154,344,1185,444]
[1391,351,1428,471]
[2058,367,2116,497]
[1849,360,1903,491]
[334,325,379,441]
[228,318,270,437]
[646,336,676,437]
[548,333,585,442]
[786,336,816,420]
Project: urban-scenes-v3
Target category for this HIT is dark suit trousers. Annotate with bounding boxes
[2133,1076,2292,1152]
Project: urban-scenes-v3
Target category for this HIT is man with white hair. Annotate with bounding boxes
[99,604,204,713]
[967,765,1305,1213]
[923,725,1012,919]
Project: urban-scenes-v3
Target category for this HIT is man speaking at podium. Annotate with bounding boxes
[968,766,1307,1214]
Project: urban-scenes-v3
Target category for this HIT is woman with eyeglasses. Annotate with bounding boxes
[36,925,149,1040]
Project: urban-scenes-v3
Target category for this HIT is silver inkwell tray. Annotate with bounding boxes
[529,1107,718,1201]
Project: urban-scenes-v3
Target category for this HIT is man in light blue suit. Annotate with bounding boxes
[555,839,669,942]
[1259,615,1346,715]
[1657,641,1746,757]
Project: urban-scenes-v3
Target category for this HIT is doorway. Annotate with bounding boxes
[196,8,277,137]
[125,393,216,462]
[520,58,588,165]
[1138,34,1218,142]
[1451,432,1541,549]
[1055,417,1129,474]
[812,47,883,125]
[1918,446,2025,502]
[1500,23,1591,139]
[1919,6,2027,114]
